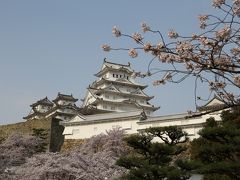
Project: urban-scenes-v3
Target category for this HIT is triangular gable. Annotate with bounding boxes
[115,78,130,83]
[122,99,142,108]
[203,96,224,107]
[41,97,53,104]
[88,88,98,98]
[131,88,148,96]
[68,113,86,122]
[103,83,120,92]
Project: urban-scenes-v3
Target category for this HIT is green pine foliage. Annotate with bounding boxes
[191,107,240,179]
[31,128,48,152]
[116,126,191,180]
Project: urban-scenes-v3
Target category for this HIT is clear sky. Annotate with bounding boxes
[0,0,217,125]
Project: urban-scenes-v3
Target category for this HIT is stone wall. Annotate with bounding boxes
[0,118,66,152]
[0,118,52,140]
[60,139,86,153]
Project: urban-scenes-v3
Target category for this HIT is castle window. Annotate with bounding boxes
[105,95,109,99]
[116,74,119,78]
[113,74,115,77]
[103,105,107,109]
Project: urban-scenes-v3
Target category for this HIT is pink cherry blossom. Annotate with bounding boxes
[132,32,143,43]
[128,49,138,58]
[112,26,121,37]
[168,29,178,39]
[212,0,225,8]
[102,44,111,52]
[141,22,150,33]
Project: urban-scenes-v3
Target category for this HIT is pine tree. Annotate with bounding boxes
[31,128,48,152]
[191,107,240,179]
[116,126,191,180]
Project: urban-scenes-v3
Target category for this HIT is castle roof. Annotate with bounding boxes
[24,102,80,120]
[62,110,145,126]
[91,98,159,111]
[53,92,78,103]
[95,59,133,77]
[197,95,226,112]
[23,111,46,119]
[91,77,147,90]
[30,97,54,107]
[88,84,154,100]
[103,58,131,69]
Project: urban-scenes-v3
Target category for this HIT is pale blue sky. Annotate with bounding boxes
[0,1,216,125]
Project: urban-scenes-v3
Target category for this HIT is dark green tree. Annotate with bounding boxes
[32,128,48,152]
[116,126,192,180]
[191,107,240,179]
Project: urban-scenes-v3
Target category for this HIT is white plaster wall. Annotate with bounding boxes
[64,111,222,140]
[106,71,132,82]
[58,100,74,106]
[35,105,51,113]
[64,119,139,139]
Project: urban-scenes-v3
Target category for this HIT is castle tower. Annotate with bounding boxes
[49,93,80,121]
[81,59,159,116]
[24,93,80,121]
[23,97,54,120]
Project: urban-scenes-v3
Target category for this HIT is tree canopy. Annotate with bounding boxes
[103,0,240,110]
[116,126,191,180]
[191,107,240,179]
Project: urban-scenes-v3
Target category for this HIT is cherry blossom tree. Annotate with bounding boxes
[2,128,129,180]
[102,0,240,112]
[0,133,44,178]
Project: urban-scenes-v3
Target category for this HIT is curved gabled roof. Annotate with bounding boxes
[92,98,160,112]
[91,77,147,90]
[53,92,78,103]
[197,95,226,112]
[30,97,54,107]
[91,84,154,100]
[95,59,133,77]
[103,58,131,69]
[95,65,133,77]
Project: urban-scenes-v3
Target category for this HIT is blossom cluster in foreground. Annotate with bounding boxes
[0,129,129,180]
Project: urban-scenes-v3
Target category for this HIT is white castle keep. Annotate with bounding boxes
[24,59,224,140]
[81,59,159,115]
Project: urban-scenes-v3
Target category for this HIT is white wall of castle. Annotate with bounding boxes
[103,70,134,82]
[96,102,140,112]
[63,111,222,140]
[55,100,75,106]
[35,105,51,113]
[64,119,139,139]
